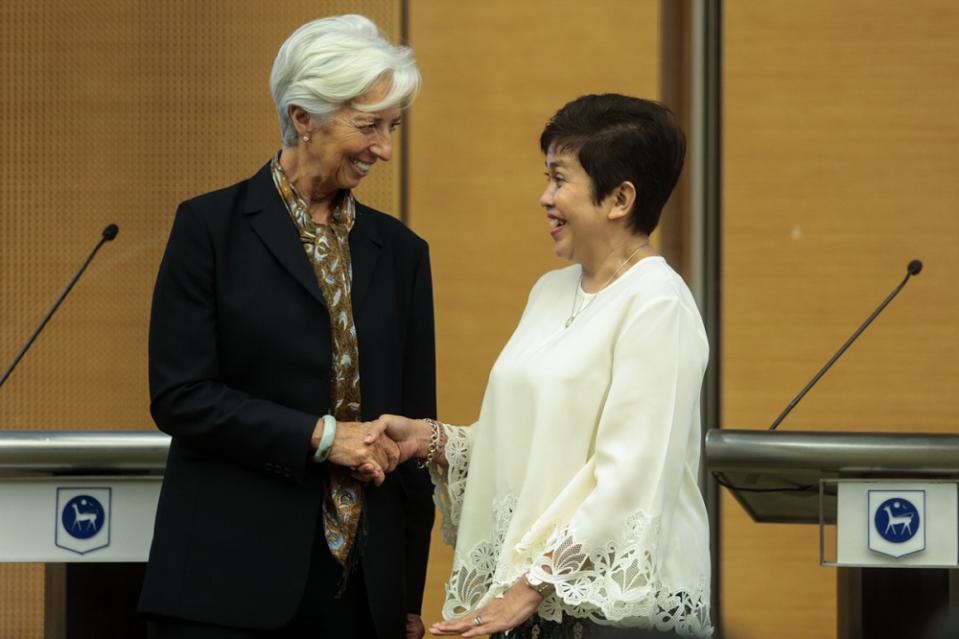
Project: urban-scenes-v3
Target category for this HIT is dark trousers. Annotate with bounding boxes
[148,519,377,639]
[492,615,684,639]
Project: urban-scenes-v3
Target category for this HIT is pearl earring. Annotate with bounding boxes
[302,134,311,143]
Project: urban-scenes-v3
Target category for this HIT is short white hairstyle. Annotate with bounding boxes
[270,14,421,147]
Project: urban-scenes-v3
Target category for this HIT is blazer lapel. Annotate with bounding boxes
[243,162,325,306]
[349,205,383,315]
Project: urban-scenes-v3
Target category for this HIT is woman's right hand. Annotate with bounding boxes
[364,414,432,464]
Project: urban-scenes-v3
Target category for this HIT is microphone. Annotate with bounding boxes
[768,259,923,430]
[0,224,120,390]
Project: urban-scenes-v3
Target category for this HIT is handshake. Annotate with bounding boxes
[317,414,440,485]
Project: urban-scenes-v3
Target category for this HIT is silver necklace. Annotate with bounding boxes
[565,242,649,328]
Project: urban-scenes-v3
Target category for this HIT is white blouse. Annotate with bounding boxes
[431,256,713,638]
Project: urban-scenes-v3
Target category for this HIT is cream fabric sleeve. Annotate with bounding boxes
[520,295,711,634]
[429,424,475,545]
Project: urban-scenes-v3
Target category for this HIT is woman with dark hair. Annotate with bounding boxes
[367,94,712,638]
[140,15,435,639]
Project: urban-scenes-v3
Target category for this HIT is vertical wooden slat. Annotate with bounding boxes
[659,0,693,280]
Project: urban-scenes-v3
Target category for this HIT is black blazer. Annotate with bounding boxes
[139,161,436,638]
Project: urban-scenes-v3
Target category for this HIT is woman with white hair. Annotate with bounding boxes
[139,15,436,639]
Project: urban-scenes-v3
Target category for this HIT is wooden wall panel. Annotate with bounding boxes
[0,1,400,634]
[0,565,43,639]
[407,0,661,630]
[723,1,959,637]
[2,0,667,634]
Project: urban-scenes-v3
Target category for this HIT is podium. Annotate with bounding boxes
[707,429,959,639]
[0,431,169,638]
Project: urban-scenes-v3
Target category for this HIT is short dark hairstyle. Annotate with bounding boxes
[539,94,686,236]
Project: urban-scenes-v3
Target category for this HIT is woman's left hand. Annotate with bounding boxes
[429,578,543,637]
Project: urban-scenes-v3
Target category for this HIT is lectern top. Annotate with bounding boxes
[706,429,959,524]
[0,430,169,476]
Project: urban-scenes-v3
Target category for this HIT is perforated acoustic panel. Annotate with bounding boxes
[0,1,400,635]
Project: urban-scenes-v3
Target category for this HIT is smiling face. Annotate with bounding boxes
[539,145,614,264]
[302,78,402,193]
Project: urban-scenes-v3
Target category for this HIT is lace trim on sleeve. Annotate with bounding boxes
[525,512,712,637]
[428,424,472,545]
[443,502,712,638]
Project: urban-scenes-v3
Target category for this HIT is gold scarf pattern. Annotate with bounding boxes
[271,153,363,566]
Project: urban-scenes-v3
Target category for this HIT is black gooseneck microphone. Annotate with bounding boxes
[0,224,120,390]
[768,259,923,430]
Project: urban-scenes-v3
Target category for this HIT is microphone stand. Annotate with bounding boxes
[0,224,119,390]
[768,260,923,430]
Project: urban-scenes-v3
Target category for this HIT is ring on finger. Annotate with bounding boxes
[474,615,483,626]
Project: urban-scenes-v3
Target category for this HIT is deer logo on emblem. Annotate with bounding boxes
[875,498,920,544]
[868,490,925,559]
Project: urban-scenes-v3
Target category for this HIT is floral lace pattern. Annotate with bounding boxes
[435,495,712,638]
[429,424,472,545]
[526,513,712,637]
[444,494,517,618]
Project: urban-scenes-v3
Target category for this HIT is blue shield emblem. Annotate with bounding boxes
[868,490,925,558]
[55,487,111,555]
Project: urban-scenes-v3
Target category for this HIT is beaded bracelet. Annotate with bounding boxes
[418,418,443,468]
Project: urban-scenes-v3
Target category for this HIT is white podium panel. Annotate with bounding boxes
[829,480,959,568]
[0,476,161,562]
